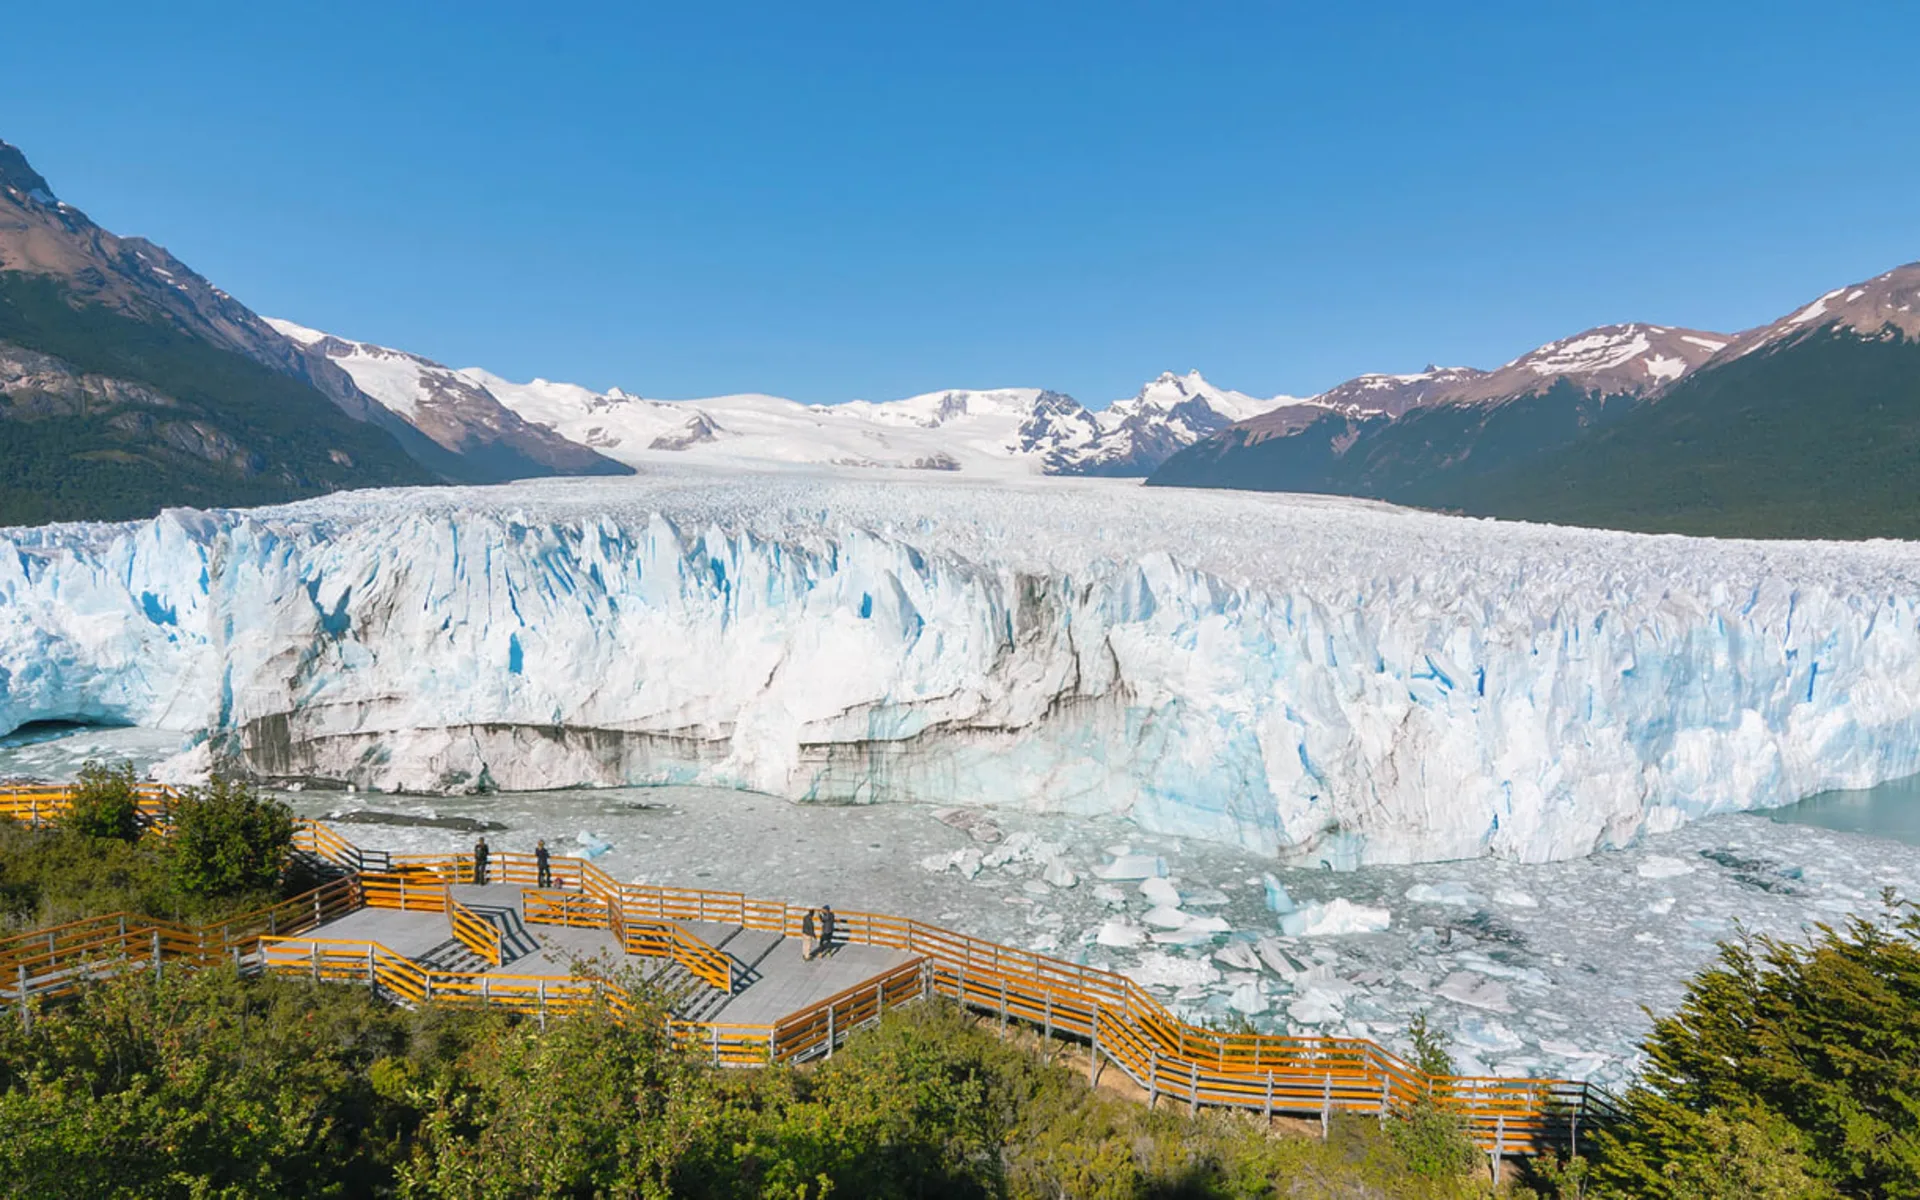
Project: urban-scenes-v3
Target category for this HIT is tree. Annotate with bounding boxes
[1593,893,1920,1197]
[166,776,294,901]
[59,759,141,843]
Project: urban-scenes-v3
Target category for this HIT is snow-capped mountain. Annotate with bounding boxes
[1720,262,1920,358]
[1151,322,1732,497]
[264,320,629,479]
[265,321,1295,478]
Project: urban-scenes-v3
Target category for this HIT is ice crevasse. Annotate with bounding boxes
[3,470,1920,867]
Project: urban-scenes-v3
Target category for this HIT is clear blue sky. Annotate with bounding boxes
[4,2,1916,405]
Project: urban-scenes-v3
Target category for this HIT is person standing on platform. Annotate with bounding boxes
[535,838,552,888]
[819,903,837,958]
[473,836,490,885]
[800,906,819,960]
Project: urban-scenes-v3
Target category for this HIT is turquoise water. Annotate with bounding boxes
[1769,771,1920,847]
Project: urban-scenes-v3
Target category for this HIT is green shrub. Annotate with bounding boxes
[59,759,141,843]
[166,776,294,901]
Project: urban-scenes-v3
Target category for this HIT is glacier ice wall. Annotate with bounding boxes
[4,470,1920,866]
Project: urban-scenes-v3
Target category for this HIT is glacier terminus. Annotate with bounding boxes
[4,467,1919,867]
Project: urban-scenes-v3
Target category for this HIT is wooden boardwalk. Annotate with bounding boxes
[278,882,917,1026]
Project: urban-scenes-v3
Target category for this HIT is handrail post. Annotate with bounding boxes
[311,941,320,983]
[1321,1072,1332,1140]
[1149,1052,1160,1109]
[1188,1060,1199,1115]
[1492,1114,1506,1184]
[826,1000,835,1059]
[152,929,162,982]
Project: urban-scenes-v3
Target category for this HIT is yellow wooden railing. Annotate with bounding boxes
[447,894,504,967]
[1,786,1615,1155]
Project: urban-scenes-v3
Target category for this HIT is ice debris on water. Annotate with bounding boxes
[1121,952,1221,991]
[1228,978,1269,1015]
[1042,858,1078,889]
[1637,855,1695,879]
[1096,854,1167,880]
[934,808,1004,844]
[1214,941,1262,972]
[1138,877,1182,908]
[575,831,613,858]
[1261,872,1296,914]
[1096,918,1148,948]
[1280,898,1391,936]
[1405,882,1483,908]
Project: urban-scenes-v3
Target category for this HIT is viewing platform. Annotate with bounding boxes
[1,783,1621,1164]
[288,879,917,1029]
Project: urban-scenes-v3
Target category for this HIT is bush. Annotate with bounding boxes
[1592,893,1920,1198]
[59,759,141,843]
[166,776,294,901]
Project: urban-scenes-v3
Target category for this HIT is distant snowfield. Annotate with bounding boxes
[4,465,1920,866]
[265,316,1297,478]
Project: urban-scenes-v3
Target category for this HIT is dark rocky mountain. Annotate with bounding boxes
[0,138,625,524]
[1443,264,1920,539]
[1149,324,1730,505]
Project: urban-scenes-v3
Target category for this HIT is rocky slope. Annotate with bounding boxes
[1148,323,1730,501]
[1445,263,1920,538]
[264,320,629,479]
[0,137,628,523]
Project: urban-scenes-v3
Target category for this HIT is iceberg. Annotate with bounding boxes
[6,470,1920,866]
[1281,899,1392,936]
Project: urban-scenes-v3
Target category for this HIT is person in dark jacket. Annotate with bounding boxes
[535,838,552,888]
[800,907,819,960]
[818,904,837,957]
[473,837,490,885]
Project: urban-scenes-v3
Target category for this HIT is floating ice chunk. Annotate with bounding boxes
[1096,854,1167,880]
[1151,927,1219,946]
[1255,935,1306,977]
[1214,942,1261,972]
[1138,877,1182,908]
[1021,880,1052,896]
[1096,919,1148,948]
[1142,905,1191,929]
[1092,883,1128,908]
[1287,989,1344,1025]
[1261,872,1296,914]
[1280,898,1391,936]
[1645,896,1676,915]
[1454,1015,1524,1053]
[982,830,1066,869]
[934,808,1003,844]
[1182,887,1230,907]
[1404,882,1484,908]
[1121,952,1220,990]
[1228,979,1269,1015]
[1041,858,1078,889]
[1491,888,1538,908]
[1182,913,1231,935]
[918,848,984,879]
[1437,971,1515,1014]
[575,831,612,858]
[1637,855,1695,879]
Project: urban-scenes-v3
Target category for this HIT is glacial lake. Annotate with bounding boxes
[1768,770,1920,847]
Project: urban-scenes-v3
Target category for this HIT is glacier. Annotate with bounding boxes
[4,466,1920,866]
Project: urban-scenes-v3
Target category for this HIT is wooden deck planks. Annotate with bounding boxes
[279,884,913,1027]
